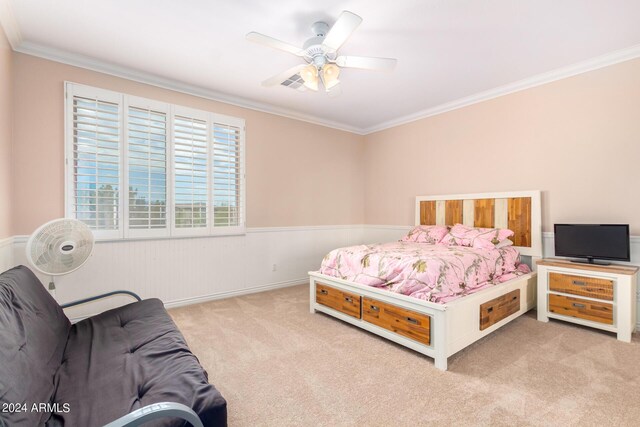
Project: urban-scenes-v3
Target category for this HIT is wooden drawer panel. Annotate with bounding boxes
[316,283,361,319]
[548,294,613,325]
[479,289,520,331]
[362,298,430,345]
[549,272,613,301]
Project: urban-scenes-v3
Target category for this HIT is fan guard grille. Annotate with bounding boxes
[26,219,95,276]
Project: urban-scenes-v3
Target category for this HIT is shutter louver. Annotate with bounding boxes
[128,106,168,231]
[212,123,242,227]
[72,95,120,231]
[173,115,208,229]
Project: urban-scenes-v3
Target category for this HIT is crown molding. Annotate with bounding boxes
[13,41,364,135]
[361,43,640,134]
[0,0,21,48]
[4,6,640,137]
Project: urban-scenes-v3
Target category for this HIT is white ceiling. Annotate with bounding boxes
[5,0,640,133]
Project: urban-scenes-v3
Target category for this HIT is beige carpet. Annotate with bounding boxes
[169,285,640,426]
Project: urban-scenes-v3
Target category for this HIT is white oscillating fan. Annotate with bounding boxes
[26,218,95,297]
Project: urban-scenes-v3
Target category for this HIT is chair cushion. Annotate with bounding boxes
[0,266,71,426]
[46,298,227,426]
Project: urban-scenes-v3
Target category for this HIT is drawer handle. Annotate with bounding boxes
[344,296,353,303]
[572,302,586,308]
[370,305,380,312]
[572,280,587,286]
[406,317,419,325]
[319,289,328,295]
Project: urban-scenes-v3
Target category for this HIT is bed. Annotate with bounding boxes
[308,190,542,371]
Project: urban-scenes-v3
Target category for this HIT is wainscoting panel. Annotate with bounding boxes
[10,225,365,320]
[0,237,13,273]
[5,225,640,328]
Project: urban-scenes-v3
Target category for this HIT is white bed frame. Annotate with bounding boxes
[309,190,542,371]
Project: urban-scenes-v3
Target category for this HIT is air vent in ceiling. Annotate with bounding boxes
[280,73,306,91]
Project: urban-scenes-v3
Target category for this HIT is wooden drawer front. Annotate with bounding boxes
[316,283,361,319]
[549,273,613,301]
[548,294,613,325]
[479,289,520,331]
[362,298,430,345]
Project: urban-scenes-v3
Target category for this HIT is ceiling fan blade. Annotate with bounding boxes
[335,55,397,72]
[321,11,363,52]
[327,83,342,98]
[246,32,305,56]
[261,64,307,87]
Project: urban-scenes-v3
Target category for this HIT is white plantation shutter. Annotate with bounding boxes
[68,87,122,238]
[173,112,209,234]
[212,117,244,231]
[66,83,245,239]
[127,100,169,237]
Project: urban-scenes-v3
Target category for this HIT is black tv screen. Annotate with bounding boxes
[554,224,630,263]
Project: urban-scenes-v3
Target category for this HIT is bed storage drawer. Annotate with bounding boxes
[548,294,613,325]
[479,289,520,330]
[549,272,613,301]
[316,283,361,318]
[362,298,430,345]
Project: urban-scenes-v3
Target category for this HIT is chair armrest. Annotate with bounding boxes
[61,290,142,309]
[103,402,203,427]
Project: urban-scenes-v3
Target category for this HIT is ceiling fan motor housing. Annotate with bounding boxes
[311,21,329,37]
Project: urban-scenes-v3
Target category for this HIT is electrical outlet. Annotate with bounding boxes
[272,264,277,272]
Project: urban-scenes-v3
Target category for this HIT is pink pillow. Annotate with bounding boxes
[471,238,513,250]
[401,225,449,244]
[440,224,514,247]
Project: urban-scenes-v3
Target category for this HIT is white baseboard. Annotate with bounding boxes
[163,277,306,309]
[66,277,307,323]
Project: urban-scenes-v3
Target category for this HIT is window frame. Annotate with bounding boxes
[211,113,246,237]
[64,82,246,241]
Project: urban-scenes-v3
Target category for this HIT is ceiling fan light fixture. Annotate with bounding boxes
[300,64,319,91]
[322,64,340,89]
[300,64,317,82]
[303,78,319,91]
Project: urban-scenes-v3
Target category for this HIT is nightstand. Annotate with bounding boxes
[536,258,638,342]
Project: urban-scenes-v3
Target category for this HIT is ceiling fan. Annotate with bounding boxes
[246,11,397,96]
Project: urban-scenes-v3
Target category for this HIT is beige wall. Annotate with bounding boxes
[0,24,12,239]
[11,53,365,235]
[8,52,640,236]
[364,58,640,234]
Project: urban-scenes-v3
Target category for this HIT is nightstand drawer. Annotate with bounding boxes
[549,272,613,301]
[548,294,613,325]
[316,283,361,318]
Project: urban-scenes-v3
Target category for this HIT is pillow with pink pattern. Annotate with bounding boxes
[440,224,514,247]
[472,238,513,250]
[401,225,449,244]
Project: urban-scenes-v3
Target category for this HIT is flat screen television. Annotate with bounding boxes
[554,224,630,265]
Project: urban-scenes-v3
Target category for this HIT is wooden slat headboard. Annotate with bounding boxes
[415,190,542,257]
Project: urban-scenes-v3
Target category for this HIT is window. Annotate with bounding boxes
[65,83,245,239]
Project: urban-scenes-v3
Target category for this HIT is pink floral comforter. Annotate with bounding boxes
[318,242,530,303]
